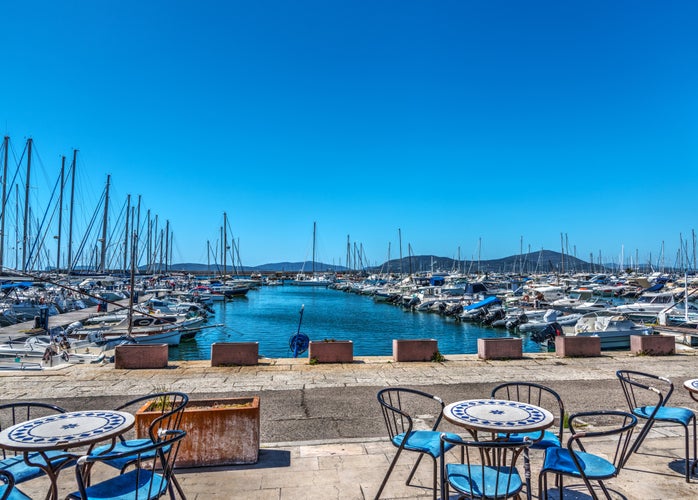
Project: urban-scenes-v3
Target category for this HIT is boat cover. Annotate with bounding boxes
[463,296,501,311]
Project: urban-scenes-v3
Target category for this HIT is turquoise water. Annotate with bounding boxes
[168,286,547,360]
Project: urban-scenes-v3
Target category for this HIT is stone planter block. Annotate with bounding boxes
[136,396,260,467]
[631,334,675,356]
[392,339,438,362]
[211,342,259,366]
[477,338,522,360]
[555,336,601,357]
[309,340,353,363]
[114,344,168,369]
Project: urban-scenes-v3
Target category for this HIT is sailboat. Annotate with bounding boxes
[290,222,333,286]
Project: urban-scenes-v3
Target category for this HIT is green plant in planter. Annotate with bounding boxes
[430,350,445,363]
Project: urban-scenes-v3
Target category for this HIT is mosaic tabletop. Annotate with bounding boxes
[0,410,134,451]
[443,399,554,433]
[684,379,698,393]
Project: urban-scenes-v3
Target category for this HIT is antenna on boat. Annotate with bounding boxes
[288,304,309,358]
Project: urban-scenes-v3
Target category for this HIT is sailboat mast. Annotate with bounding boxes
[0,136,8,272]
[123,194,131,273]
[22,138,32,271]
[223,212,227,277]
[56,155,65,272]
[99,174,110,273]
[312,221,316,276]
[67,149,77,273]
[164,219,170,273]
[398,228,403,276]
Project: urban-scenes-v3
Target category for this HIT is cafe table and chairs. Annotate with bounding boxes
[443,398,554,500]
[0,410,135,500]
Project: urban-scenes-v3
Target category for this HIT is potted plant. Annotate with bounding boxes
[136,396,260,467]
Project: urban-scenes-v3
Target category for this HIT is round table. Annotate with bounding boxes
[683,379,698,403]
[444,398,554,434]
[443,399,554,500]
[0,410,135,499]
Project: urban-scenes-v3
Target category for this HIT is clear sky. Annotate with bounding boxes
[2,1,697,270]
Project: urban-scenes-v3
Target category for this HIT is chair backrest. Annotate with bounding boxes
[616,370,668,416]
[440,434,531,500]
[491,382,565,441]
[114,392,188,442]
[73,429,186,500]
[377,387,445,440]
[567,410,637,474]
[0,402,66,459]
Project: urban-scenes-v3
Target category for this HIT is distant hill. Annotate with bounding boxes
[164,250,603,274]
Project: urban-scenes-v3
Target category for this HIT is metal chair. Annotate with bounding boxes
[440,434,531,500]
[616,369,696,481]
[375,387,460,500]
[0,402,75,487]
[491,382,565,449]
[88,392,189,498]
[0,470,30,500]
[538,410,637,500]
[67,429,186,500]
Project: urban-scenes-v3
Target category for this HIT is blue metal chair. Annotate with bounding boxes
[440,434,531,500]
[538,410,637,500]
[67,429,186,500]
[0,470,31,500]
[0,402,75,488]
[491,382,565,449]
[616,369,696,482]
[87,392,188,498]
[375,387,460,500]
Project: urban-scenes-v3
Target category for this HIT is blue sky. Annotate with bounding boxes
[2,1,697,269]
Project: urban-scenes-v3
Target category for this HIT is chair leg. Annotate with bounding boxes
[538,470,547,500]
[684,422,691,482]
[375,445,404,500]
[431,456,437,500]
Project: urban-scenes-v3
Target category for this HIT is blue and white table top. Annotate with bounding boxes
[0,410,134,451]
[683,379,698,393]
[444,399,554,433]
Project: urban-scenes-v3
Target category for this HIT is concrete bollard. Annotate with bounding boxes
[211,342,259,366]
[393,339,439,362]
[477,338,522,360]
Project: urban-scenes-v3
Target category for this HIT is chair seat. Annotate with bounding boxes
[66,469,168,500]
[0,483,31,500]
[392,431,460,458]
[90,439,162,470]
[447,463,523,498]
[543,447,616,479]
[0,450,74,483]
[633,405,695,426]
[498,430,561,449]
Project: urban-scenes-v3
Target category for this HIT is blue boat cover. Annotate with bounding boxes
[0,282,33,290]
[463,296,501,311]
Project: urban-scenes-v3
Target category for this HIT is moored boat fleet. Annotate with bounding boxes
[0,274,262,370]
[330,270,698,350]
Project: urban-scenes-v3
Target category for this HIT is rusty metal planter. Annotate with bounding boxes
[136,396,260,467]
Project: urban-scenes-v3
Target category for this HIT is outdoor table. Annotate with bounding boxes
[0,410,135,500]
[683,379,698,403]
[683,379,698,475]
[443,399,554,500]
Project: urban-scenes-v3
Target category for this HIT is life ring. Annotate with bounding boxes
[523,295,530,303]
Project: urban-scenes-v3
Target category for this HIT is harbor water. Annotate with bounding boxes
[169,286,546,360]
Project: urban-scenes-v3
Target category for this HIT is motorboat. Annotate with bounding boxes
[572,310,654,350]
[609,292,676,321]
